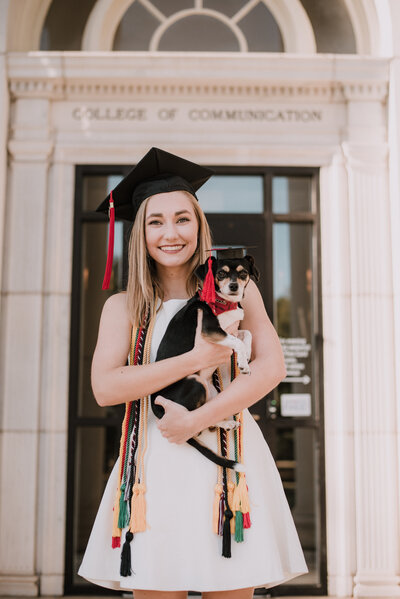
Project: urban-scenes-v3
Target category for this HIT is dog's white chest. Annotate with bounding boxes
[217,307,244,330]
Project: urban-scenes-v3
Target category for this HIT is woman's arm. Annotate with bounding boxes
[156,280,286,442]
[91,293,232,407]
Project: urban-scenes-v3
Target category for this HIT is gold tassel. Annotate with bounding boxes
[212,483,223,533]
[112,485,122,539]
[236,472,250,513]
[130,482,147,532]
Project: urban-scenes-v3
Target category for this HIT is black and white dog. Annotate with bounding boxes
[151,254,260,470]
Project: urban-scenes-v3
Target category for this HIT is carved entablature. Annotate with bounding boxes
[9,79,390,103]
[7,53,389,104]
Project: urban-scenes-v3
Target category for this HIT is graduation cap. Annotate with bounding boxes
[211,247,247,259]
[97,147,214,289]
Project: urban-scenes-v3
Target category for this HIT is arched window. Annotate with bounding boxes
[112,2,283,52]
[301,0,356,53]
[40,0,96,51]
[39,0,356,55]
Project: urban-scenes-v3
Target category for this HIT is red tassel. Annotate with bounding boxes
[243,512,252,528]
[102,192,115,290]
[200,255,216,306]
[112,536,121,548]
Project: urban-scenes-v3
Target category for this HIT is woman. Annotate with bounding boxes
[78,148,307,599]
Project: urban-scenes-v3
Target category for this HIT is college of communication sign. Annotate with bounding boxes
[70,105,324,124]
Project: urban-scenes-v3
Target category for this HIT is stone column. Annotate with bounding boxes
[0,97,52,596]
[36,158,75,596]
[320,153,357,597]
[388,58,400,587]
[0,0,9,313]
[342,85,400,597]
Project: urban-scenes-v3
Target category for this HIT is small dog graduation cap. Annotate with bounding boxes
[97,147,214,289]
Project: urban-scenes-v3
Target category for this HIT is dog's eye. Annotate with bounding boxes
[238,271,249,280]
[217,271,228,280]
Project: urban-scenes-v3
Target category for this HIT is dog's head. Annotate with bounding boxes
[195,254,260,302]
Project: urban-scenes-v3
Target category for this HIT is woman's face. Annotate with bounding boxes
[145,191,199,269]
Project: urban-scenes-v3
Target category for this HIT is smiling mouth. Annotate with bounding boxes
[159,245,185,252]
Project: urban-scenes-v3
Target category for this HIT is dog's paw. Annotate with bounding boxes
[233,462,245,473]
[238,362,250,375]
[216,419,240,430]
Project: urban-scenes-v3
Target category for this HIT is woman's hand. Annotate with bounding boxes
[190,310,233,370]
[154,395,198,444]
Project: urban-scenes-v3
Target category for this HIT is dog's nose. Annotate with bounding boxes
[229,282,239,292]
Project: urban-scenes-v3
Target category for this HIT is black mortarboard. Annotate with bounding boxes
[98,147,214,289]
[97,147,213,222]
[212,247,247,259]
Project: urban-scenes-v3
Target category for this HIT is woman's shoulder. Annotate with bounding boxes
[103,290,127,308]
[101,292,130,324]
[241,280,264,311]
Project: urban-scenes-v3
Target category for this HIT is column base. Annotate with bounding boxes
[354,575,400,597]
[0,575,38,596]
[328,573,355,596]
[39,574,64,596]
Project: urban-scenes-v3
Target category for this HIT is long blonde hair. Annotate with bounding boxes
[126,191,212,327]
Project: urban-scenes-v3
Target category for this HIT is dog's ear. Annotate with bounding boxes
[195,256,216,282]
[244,254,260,282]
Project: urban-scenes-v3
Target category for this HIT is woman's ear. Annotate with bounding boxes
[244,255,260,281]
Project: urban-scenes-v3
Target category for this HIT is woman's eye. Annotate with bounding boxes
[148,219,162,225]
[177,217,190,223]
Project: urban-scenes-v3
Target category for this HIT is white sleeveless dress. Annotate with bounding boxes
[78,299,308,592]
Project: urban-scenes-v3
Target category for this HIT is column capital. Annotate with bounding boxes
[8,139,53,163]
[342,142,388,171]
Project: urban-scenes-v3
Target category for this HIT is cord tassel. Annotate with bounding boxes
[130,482,147,533]
[118,483,129,528]
[120,531,134,576]
[228,481,235,534]
[235,510,244,542]
[112,535,121,549]
[222,506,233,558]
[218,492,225,535]
[112,485,122,544]
[102,192,115,290]
[243,512,252,528]
[213,483,223,533]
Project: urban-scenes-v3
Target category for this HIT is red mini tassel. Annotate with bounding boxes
[112,536,121,548]
[102,192,115,290]
[242,512,252,528]
[200,255,216,306]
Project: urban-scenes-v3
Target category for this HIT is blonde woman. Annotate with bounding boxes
[78,148,307,599]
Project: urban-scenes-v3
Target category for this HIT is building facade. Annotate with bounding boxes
[0,0,400,597]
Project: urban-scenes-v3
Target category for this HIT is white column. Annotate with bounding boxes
[0,97,52,597]
[36,160,75,596]
[320,153,356,597]
[0,0,9,316]
[342,88,400,596]
[388,57,400,586]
